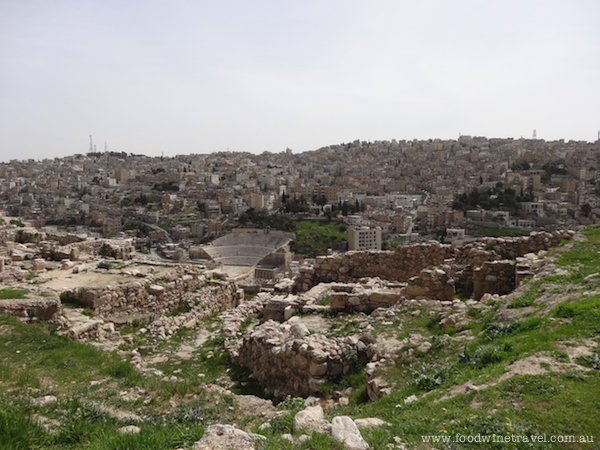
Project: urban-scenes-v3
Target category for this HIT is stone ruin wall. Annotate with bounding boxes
[0,295,67,327]
[294,230,574,297]
[64,269,238,320]
[2,227,136,262]
[234,319,371,399]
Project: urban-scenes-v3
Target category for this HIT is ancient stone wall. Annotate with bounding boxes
[235,319,366,399]
[0,296,67,326]
[473,260,516,301]
[405,269,455,301]
[294,231,574,294]
[64,269,238,319]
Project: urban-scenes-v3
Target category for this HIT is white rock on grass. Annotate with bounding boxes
[293,405,331,434]
[331,416,369,450]
[192,424,266,450]
[404,395,418,405]
[118,425,140,435]
[354,418,390,429]
[32,395,57,407]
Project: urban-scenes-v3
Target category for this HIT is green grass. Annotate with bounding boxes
[291,220,348,256]
[0,288,29,299]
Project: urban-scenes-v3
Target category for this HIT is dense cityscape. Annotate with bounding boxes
[2,136,600,252]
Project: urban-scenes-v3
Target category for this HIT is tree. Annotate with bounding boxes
[342,201,349,216]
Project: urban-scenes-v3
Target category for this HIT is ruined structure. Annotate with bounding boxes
[295,230,574,300]
[64,269,239,321]
[235,319,367,398]
[194,229,293,268]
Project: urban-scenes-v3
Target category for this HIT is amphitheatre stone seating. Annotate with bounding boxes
[202,231,292,267]
[211,233,290,249]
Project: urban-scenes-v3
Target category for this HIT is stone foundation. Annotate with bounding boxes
[63,268,238,320]
[0,295,66,326]
[235,319,364,399]
[294,231,574,297]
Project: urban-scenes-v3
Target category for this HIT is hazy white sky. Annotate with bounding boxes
[1,0,599,162]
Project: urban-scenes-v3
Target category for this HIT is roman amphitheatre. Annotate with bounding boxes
[191,229,293,279]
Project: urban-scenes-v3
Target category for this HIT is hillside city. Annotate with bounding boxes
[1,137,600,449]
[2,136,600,257]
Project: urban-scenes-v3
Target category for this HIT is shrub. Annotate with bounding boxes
[97,261,112,270]
[458,342,511,369]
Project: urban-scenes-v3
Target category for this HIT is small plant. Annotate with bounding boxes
[318,295,331,306]
[169,304,190,316]
[577,352,600,369]
[96,261,112,270]
[276,395,305,413]
[458,342,512,369]
[552,350,570,362]
[483,241,495,251]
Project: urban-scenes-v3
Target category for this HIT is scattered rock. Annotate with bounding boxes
[404,395,418,405]
[331,416,369,450]
[293,405,331,434]
[192,424,266,450]
[354,418,391,429]
[32,395,57,407]
[118,425,141,435]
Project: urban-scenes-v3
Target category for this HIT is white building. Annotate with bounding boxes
[348,226,382,251]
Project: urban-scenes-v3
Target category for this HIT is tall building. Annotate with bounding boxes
[348,226,381,251]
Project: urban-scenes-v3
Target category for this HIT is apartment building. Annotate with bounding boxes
[348,226,381,251]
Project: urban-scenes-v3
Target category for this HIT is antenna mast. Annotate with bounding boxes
[89,135,93,153]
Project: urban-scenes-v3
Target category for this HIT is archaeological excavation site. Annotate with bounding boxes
[1,223,599,450]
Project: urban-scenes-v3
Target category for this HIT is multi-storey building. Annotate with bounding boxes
[348,226,381,251]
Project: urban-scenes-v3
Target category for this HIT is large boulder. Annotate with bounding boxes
[331,416,369,450]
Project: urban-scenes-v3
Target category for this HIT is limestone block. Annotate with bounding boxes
[293,406,330,434]
[405,285,428,298]
[331,416,368,450]
[192,424,266,450]
[290,322,309,339]
[32,258,46,271]
[369,290,400,305]
[308,360,328,376]
[348,296,361,306]
[416,341,432,353]
[308,376,328,394]
[330,294,348,309]
[354,418,390,429]
[439,316,457,330]
[148,285,165,296]
[367,376,390,401]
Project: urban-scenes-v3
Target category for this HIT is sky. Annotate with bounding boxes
[1,0,599,162]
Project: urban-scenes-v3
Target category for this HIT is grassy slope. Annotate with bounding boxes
[1,228,600,449]
[290,220,348,257]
